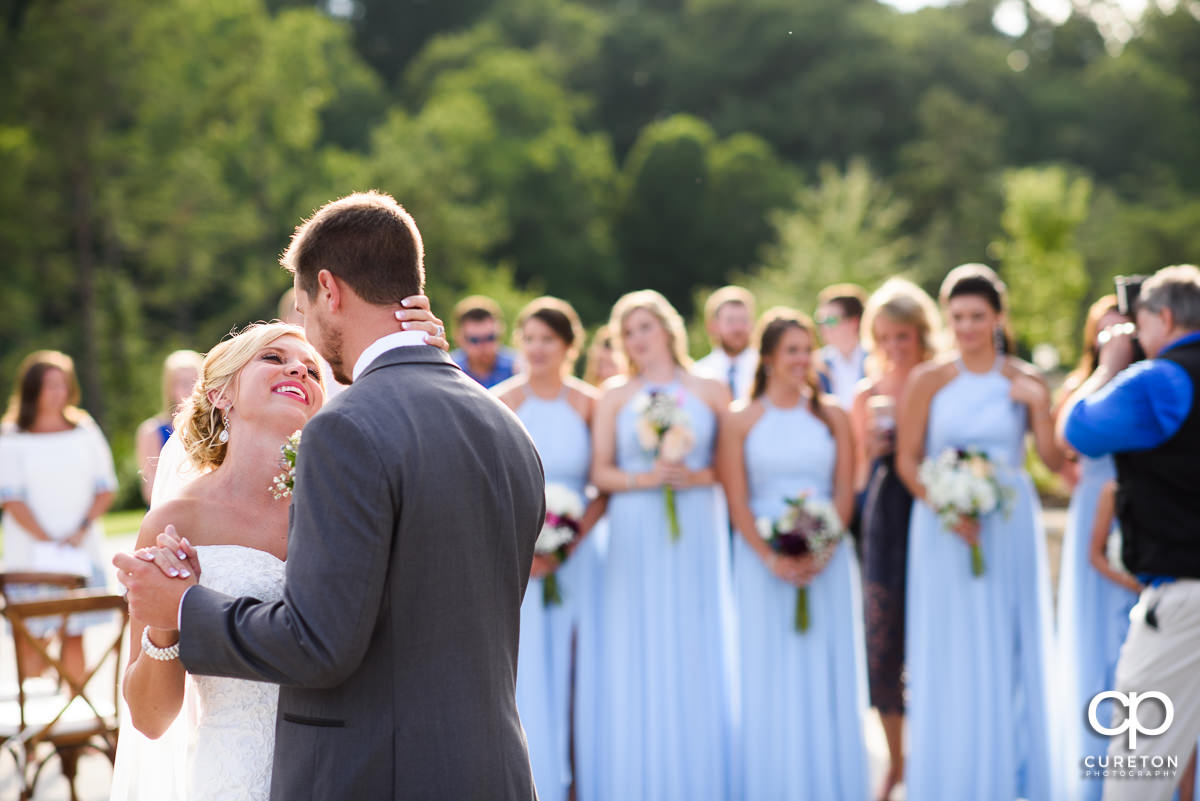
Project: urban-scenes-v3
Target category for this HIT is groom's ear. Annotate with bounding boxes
[316,269,342,313]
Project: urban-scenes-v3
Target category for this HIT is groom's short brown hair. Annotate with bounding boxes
[281,190,425,303]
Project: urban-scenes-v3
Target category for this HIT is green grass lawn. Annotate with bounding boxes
[101,508,146,538]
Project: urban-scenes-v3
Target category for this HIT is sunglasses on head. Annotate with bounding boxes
[466,334,498,345]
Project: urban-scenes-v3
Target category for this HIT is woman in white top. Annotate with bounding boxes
[0,349,118,682]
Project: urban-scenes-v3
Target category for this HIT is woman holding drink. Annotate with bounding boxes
[849,279,941,801]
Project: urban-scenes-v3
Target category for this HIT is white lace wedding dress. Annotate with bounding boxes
[110,544,285,801]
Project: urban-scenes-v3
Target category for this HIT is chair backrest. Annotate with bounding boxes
[0,571,89,693]
[0,572,87,595]
[0,587,128,747]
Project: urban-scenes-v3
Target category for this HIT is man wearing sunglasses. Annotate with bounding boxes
[450,295,518,388]
[815,283,868,408]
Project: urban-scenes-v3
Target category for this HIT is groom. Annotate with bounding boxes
[117,191,545,800]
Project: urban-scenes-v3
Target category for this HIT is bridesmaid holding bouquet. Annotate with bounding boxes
[587,290,736,801]
[896,264,1064,801]
[718,308,868,801]
[494,297,606,801]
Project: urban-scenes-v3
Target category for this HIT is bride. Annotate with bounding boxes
[111,301,444,801]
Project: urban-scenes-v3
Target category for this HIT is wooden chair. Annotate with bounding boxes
[0,573,127,801]
[0,572,88,690]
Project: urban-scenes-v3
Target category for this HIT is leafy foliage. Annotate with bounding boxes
[3,0,1200,509]
[746,159,914,311]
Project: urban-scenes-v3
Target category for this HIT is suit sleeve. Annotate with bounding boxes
[180,408,396,687]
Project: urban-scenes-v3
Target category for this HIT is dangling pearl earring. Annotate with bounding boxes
[218,412,231,444]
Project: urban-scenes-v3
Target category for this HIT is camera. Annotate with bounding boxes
[1100,275,1146,362]
[1115,275,1146,318]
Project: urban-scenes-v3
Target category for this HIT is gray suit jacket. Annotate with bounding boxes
[180,346,545,800]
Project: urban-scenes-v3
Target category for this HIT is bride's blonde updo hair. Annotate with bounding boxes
[175,321,315,472]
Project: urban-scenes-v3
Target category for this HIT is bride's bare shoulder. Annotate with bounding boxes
[136,486,220,549]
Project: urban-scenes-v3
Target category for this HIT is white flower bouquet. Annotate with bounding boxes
[270,430,302,499]
[918,446,1013,576]
[756,494,844,632]
[633,389,695,542]
[534,483,586,607]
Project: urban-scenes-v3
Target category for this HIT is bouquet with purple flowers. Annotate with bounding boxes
[534,483,586,607]
[756,494,844,632]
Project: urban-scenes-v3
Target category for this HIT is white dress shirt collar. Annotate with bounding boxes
[695,346,759,400]
[352,331,429,382]
[821,344,867,407]
[707,347,756,369]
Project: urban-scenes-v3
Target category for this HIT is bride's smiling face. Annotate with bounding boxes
[226,335,326,432]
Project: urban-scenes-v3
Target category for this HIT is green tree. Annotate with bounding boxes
[347,0,497,88]
[0,0,389,504]
[896,87,1006,278]
[615,114,796,315]
[400,45,621,320]
[745,158,913,311]
[994,166,1091,361]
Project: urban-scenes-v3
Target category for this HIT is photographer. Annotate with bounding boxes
[1061,264,1200,801]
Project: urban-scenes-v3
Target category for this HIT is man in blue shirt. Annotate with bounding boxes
[449,295,518,389]
[1061,264,1200,801]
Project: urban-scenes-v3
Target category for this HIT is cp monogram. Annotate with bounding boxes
[1089,691,1174,750]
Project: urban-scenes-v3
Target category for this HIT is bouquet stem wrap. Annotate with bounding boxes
[794,587,810,632]
[970,543,985,577]
[664,486,680,541]
[543,573,562,607]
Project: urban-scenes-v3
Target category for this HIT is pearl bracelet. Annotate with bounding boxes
[140,627,181,662]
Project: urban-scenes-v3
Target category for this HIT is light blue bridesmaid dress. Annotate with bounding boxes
[589,377,737,801]
[571,513,609,801]
[1057,455,1137,801]
[515,389,591,801]
[905,358,1061,801]
[734,398,869,801]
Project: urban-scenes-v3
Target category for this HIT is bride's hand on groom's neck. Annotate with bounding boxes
[395,295,449,351]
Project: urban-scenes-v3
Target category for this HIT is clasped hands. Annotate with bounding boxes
[32,522,90,547]
[950,514,982,547]
[646,458,695,490]
[113,525,201,634]
[764,550,826,588]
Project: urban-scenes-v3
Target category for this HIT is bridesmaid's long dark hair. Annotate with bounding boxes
[750,308,829,429]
